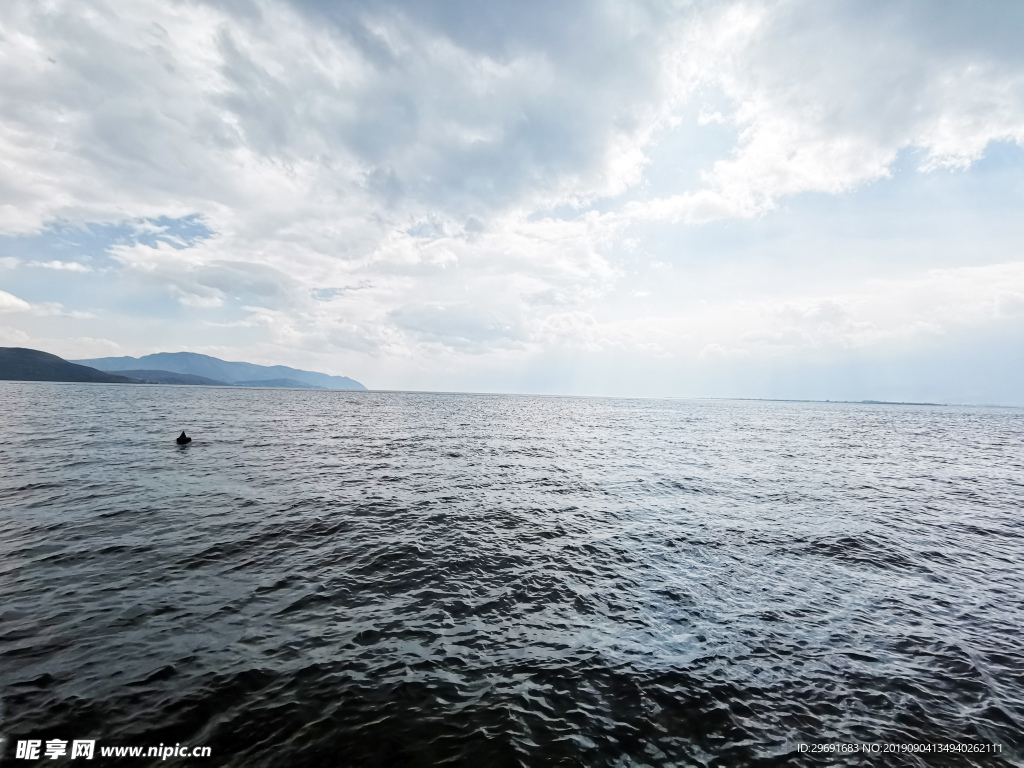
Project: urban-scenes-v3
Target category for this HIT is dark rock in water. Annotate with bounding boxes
[176,431,192,445]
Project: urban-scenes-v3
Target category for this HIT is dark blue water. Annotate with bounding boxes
[1,382,1022,766]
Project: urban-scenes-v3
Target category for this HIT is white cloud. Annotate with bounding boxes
[0,289,31,312]
[0,288,94,318]
[5,0,1021,243]
[0,324,31,345]
[27,259,92,272]
[0,326,122,356]
[631,0,1024,223]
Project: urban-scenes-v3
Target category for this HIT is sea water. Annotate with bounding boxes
[1,382,1022,766]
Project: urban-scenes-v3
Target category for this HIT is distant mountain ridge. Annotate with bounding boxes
[0,348,139,384]
[74,352,366,390]
[116,369,228,386]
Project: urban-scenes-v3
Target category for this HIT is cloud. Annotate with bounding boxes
[27,259,92,272]
[0,0,681,241]
[0,325,32,345]
[5,0,1022,242]
[0,289,88,318]
[630,0,1024,223]
[0,289,32,312]
[0,325,122,356]
[390,302,525,352]
[108,239,300,309]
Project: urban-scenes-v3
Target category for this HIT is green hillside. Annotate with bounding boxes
[0,348,139,384]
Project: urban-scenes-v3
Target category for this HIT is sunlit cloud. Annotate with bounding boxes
[27,260,92,272]
[0,289,31,313]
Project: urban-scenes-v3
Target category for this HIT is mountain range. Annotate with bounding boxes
[0,348,139,384]
[74,352,365,390]
[1,348,365,390]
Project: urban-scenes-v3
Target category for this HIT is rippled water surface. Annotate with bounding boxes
[1,382,1023,766]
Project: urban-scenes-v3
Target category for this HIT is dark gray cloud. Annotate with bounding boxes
[193,0,676,216]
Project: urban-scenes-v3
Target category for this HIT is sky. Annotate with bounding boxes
[1,0,1023,403]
